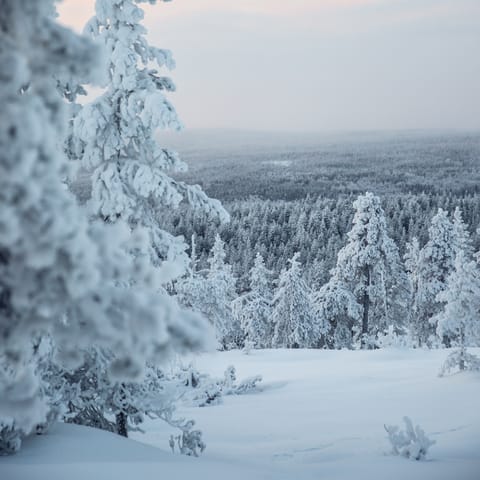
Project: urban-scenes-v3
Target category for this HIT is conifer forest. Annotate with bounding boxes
[1,1,479,480]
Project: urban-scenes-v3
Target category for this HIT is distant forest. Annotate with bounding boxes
[171,130,480,200]
[163,131,480,289]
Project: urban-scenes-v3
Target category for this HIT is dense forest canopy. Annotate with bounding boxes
[164,192,480,292]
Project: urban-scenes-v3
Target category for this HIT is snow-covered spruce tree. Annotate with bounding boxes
[272,253,319,348]
[41,347,206,455]
[176,235,208,313]
[205,235,241,349]
[452,207,474,259]
[61,0,230,440]
[232,253,274,349]
[329,193,409,348]
[73,0,227,277]
[415,209,457,346]
[0,0,210,454]
[435,252,480,375]
[177,235,239,349]
[404,237,421,346]
[0,0,97,450]
[311,278,361,349]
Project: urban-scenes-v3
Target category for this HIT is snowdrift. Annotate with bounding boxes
[2,348,480,480]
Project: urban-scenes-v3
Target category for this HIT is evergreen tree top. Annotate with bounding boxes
[73,0,228,225]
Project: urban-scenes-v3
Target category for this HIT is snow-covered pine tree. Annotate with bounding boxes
[177,234,240,349]
[41,346,206,454]
[232,253,274,348]
[207,235,241,349]
[59,0,231,440]
[404,237,421,346]
[435,252,480,374]
[452,207,474,259]
[0,0,210,453]
[72,0,228,279]
[330,193,409,348]
[415,209,457,346]
[0,0,101,448]
[176,235,207,311]
[311,278,361,349]
[190,234,198,276]
[272,253,319,348]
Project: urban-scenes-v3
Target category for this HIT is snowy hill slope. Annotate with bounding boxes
[1,422,280,480]
[2,348,479,480]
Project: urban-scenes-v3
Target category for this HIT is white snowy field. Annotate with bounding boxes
[3,348,480,480]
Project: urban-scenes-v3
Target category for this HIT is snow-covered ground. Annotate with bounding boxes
[3,348,480,480]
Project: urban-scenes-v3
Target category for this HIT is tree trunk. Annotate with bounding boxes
[115,412,128,438]
[459,331,466,371]
[361,266,370,349]
[115,382,128,438]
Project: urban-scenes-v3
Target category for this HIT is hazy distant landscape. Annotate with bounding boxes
[165,130,480,200]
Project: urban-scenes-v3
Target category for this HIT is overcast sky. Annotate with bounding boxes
[58,0,480,133]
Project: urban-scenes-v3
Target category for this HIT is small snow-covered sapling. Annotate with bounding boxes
[384,416,435,461]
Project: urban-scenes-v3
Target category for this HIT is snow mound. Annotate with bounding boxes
[1,422,280,480]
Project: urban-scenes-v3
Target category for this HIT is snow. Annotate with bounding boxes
[3,348,480,480]
[262,160,292,168]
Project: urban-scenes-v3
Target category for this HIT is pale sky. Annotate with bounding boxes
[58,0,480,132]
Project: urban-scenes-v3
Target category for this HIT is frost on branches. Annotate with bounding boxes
[272,253,319,348]
[72,0,228,280]
[0,0,211,454]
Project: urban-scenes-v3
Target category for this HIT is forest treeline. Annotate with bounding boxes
[164,192,480,291]
[173,193,480,372]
